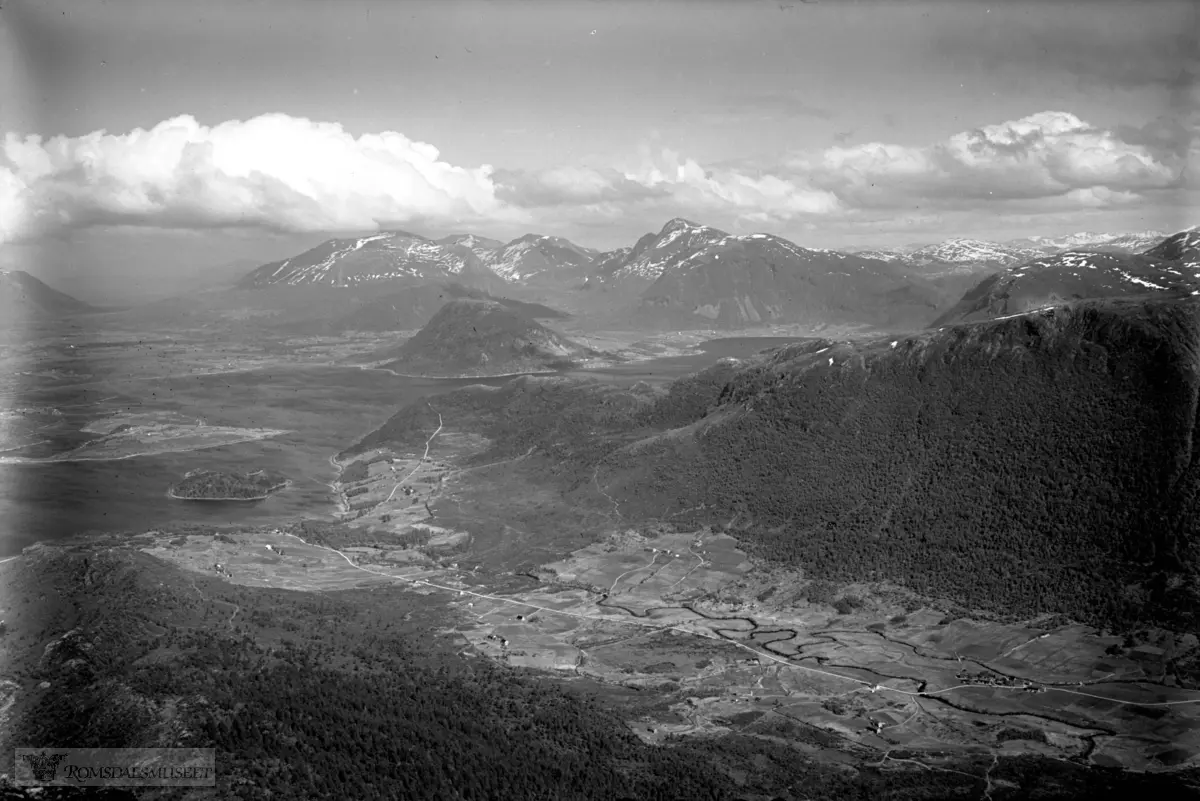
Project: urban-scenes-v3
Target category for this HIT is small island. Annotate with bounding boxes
[168,469,290,501]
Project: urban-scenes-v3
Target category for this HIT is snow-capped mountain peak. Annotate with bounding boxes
[483,233,596,283]
[240,230,498,288]
[906,238,1039,267]
[592,218,730,284]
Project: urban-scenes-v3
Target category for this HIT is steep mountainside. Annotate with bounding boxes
[587,218,729,287]
[276,281,567,335]
[435,233,505,263]
[607,297,1200,628]
[932,242,1199,326]
[1146,227,1200,267]
[372,298,595,377]
[238,231,502,289]
[0,270,97,324]
[635,233,943,330]
[350,295,1200,630]
[485,234,597,285]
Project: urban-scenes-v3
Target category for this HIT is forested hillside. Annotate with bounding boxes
[604,298,1200,629]
[351,297,1200,631]
[370,299,594,377]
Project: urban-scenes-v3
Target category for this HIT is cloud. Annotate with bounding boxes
[489,151,843,233]
[622,148,842,220]
[790,111,1183,210]
[0,109,1192,246]
[492,166,668,207]
[0,113,524,243]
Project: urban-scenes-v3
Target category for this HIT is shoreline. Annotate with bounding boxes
[356,363,563,380]
[0,430,291,465]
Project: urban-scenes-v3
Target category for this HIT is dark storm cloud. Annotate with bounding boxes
[1114,116,1195,159]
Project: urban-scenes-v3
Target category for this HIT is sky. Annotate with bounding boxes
[1,0,1198,300]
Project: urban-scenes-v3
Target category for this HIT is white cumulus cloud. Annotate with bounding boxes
[0,110,1191,245]
[0,113,523,243]
[630,148,842,218]
[793,111,1181,209]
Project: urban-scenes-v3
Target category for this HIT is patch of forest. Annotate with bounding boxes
[168,469,289,500]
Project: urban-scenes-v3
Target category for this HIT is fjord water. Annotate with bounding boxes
[1,338,800,558]
[575,336,805,384]
[0,365,499,557]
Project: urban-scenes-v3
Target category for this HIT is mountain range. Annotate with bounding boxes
[233,221,1199,333]
[13,221,1199,336]
[238,231,503,291]
[931,248,1199,328]
[854,231,1169,267]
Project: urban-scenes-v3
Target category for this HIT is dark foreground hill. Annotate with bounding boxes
[7,543,1189,800]
[351,296,1200,631]
[372,298,596,377]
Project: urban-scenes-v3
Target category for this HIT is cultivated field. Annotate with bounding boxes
[131,394,1200,775]
[142,518,1200,772]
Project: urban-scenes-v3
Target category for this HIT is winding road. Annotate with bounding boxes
[383,405,443,505]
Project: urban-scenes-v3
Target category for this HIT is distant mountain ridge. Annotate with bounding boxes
[483,234,597,285]
[238,231,501,289]
[633,230,944,330]
[436,233,505,263]
[856,230,1170,268]
[931,226,1200,326]
[1146,227,1200,266]
[234,221,1197,332]
[589,218,730,286]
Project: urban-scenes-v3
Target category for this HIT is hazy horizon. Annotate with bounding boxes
[2,0,1198,300]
